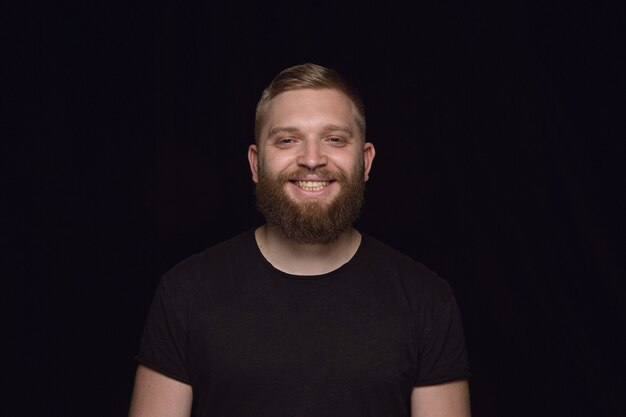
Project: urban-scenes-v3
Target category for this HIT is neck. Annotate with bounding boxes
[254,224,362,276]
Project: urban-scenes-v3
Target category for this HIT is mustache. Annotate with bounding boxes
[283,168,338,180]
[275,168,348,182]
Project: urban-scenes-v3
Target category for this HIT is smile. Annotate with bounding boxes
[293,180,331,192]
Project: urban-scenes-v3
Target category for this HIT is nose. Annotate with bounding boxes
[297,140,327,171]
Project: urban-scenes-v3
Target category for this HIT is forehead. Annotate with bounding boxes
[261,88,359,137]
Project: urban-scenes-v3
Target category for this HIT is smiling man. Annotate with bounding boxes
[129,64,471,417]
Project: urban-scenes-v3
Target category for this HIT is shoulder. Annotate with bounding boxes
[159,229,256,295]
[360,235,467,368]
[359,234,454,300]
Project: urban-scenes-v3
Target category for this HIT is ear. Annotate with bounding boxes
[248,144,259,183]
[362,141,376,182]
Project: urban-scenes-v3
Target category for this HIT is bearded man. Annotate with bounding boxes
[129,64,471,417]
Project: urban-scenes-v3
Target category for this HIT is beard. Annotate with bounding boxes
[255,162,366,245]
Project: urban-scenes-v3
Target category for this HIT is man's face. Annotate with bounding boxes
[248,88,375,244]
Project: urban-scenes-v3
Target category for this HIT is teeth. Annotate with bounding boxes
[296,181,329,191]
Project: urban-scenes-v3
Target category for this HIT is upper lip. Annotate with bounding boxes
[290,176,334,182]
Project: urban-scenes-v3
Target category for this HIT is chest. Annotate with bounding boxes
[188,277,416,393]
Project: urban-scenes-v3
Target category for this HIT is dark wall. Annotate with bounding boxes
[7,1,625,416]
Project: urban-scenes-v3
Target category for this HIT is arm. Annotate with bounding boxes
[129,364,193,417]
[411,379,471,417]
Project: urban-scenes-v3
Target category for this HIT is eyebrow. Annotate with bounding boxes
[267,126,300,137]
[322,124,354,137]
[267,124,354,138]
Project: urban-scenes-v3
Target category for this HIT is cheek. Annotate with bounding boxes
[332,153,362,171]
[262,153,296,173]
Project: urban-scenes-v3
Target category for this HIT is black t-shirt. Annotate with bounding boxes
[138,230,470,416]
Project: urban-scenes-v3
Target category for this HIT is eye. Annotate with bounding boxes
[276,137,297,146]
[326,136,346,145]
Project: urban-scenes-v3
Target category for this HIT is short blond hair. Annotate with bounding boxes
[255,63,366,141]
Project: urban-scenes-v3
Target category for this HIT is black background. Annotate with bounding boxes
[6,0,625,416]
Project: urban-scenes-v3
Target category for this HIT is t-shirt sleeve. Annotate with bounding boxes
[136,276,191,384]
[414,291,471,386]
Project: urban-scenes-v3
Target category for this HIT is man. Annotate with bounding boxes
[129,63,471,417]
